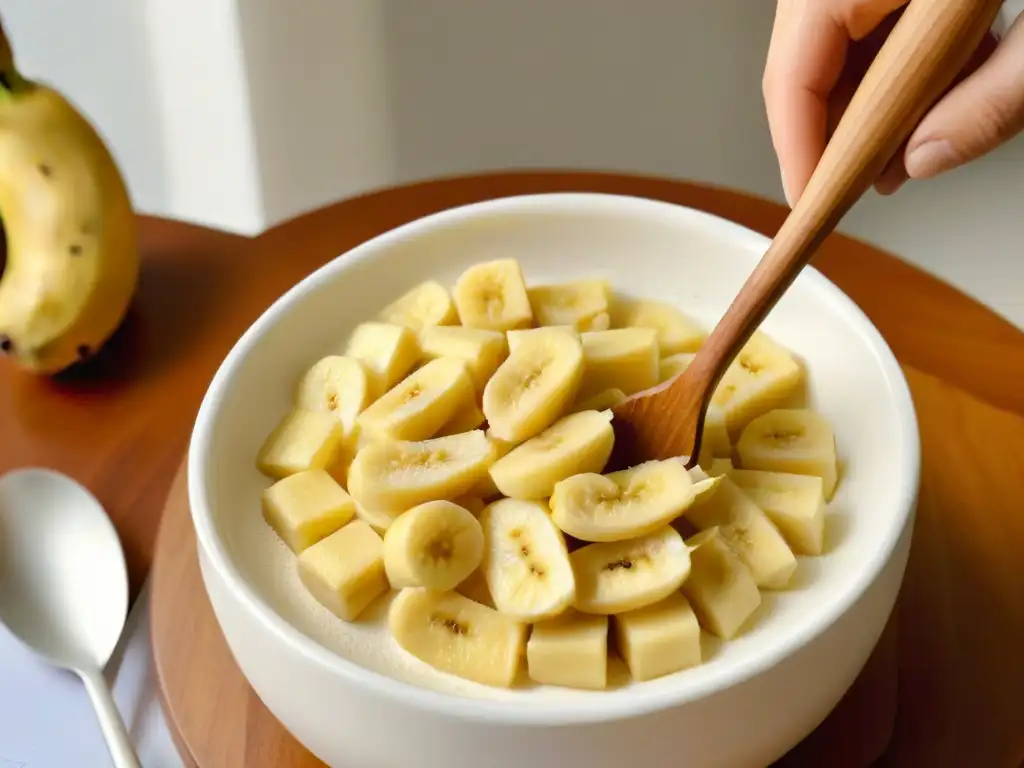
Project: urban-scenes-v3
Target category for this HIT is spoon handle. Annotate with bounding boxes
[80,666,142,768]
[686,0,1002,389]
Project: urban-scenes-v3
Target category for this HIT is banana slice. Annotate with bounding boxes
[378,280,458,330]
[527,279,611,331]
[436,399,486,436]
[294,355,372,433]
[452,494,486,516]
[611,298,706,355]
[298,520,389,622]
[344,321,421,396]
[257,410,349,481]
[710,332,804,435]
[701,405,732,459]
[578,328,660,399]
[452,258,534,331]
[347,430,498,512]
[389,587,527,688]
[356,356,475,441]
[571,526,691,615]
[479,498,576,621]
[482,327,584,443]
[719,467,826,556]
[488,409,615,499]
[614,591,701,682]
[383,500,485,591]
[470,432,516,500]
[506,325,578,353]
[684,475,797,589]
[571,387,627,413]
[261,469,356,553]
[418,326,509,391]
[527,610,609,690]
[456,566,495,608]
[658,352,696,384]
[682,527,762,640]
[550,459,695,542]
[354,501,404,535]
[736,408,839,500]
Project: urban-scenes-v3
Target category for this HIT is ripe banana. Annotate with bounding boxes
[614,591,701,682]
[257,409,350,481]
[571,525,691,615]
[526,609,609,690]
[611,298,706,355]
[482,326,584,443]
[261,468,356,553]
[479,498,576,621]
[682,527,762,640]
[297,519,389,622]
[550,459,695,542]
[452,258,534,331]
[487,409,615,499]
[418,325,508,392]
[736,408,839,500]
[456,566,495,608]
[435,398,486,436]
[527,279,611,331]
[578,328,660,399]
[0,44,138,374]
[571,387,627,413]
[389,587,527,688]
[382,500,484,591]
[658,352,696,384]
[343,321,421,396]
[294,355,372,434]
[506,325,578,353]
[378,280,458,330]
[346,429,498,512]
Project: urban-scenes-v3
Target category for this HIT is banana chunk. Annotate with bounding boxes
[710,332,804,435]
[453,258,534,331]
[480,499,576,621]
[612,298,706,355]
[344,322,421,396]
[257,410,349,481]
[691,475,724,506]
[685,475,797,589]
[571,387,627,413]
[527,279,612,331]
[506,325,579,353]
[452,494,486,516]
[658,352,696,384]
[418,326,509,392]
[383,500,484,591]
[435,399,486,437]
[550,459,695,542]
[261,469,356,553]
[527,610,609,690]
[720,467,826,556]
[297,520,389,622]
[354,501,404,535]
[736,408,839,501]
[389,587,527,688]
[682,527,761,640]
[356,356,475,441]
[378,280,458,330]
[571,526,691,615]
[615,592,701,682]
[347,430,498,512]
[456,566,495,608]
[483,327,584,443]
[294,355,372,434]
[488,409,615,500]
[578,328,660,399]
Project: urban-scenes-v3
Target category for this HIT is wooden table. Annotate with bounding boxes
[4,172,1024,766]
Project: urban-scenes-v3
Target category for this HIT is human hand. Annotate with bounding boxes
[762,0,1024,206]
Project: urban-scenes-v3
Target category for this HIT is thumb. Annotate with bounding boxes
[904,13,1024,180]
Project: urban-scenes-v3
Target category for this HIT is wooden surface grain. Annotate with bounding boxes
[130,172,1024,767]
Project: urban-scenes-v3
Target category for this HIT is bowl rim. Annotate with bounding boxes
[188,191,920,725]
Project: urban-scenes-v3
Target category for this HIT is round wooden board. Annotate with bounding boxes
[150,172,1024,768]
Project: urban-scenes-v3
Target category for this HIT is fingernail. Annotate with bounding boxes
[905,139,957,179]
[780,169,793,207]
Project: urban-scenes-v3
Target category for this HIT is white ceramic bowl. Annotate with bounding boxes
[188,193,920,768]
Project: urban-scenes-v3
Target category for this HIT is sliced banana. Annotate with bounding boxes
[452,258,534,331]
[418,326,509,391]
[354,501,404,535]
[720,466,826,556]
[710,332,804,435]
[527,610,609,690]
[456,566,495,608]
[378,280,458,330]
[347,429,498,512]
[257,409,349,481]
[298,520,389,622]
[658,352,696,384]
[383,500,484,591]
[470,432,516,500]
[261,468,356,554]
[527,279,611,331]
[343,321,421,396]
[356,356,475,441]
[389,587,527,688]
[682,527,761,640]
[482,327,584,443]
[571,526,691,615]
[488,409,615,499]
[550,459,694,542]
[684,475,797,589]
[293,355,372,436]
[479,498,576,622]
[578,328,660,399]
[452,494,486,516]
[614,591,701,682]
[612,298,706,355]
[435,399,486,436]
[571,387,627,413]
[506,325,578,353]
[736,407,839,500]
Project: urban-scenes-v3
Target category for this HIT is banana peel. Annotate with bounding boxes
[0,22,138,375]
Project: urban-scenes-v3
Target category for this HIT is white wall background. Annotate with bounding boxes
[3,0,1022,327]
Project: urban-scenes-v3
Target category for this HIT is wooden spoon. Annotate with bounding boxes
[611,0,1003,468]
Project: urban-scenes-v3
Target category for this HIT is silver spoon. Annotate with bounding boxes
[0,467,140,768]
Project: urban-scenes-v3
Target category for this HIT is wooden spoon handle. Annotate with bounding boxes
[689,0,1003,386]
